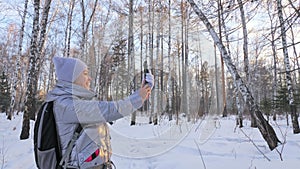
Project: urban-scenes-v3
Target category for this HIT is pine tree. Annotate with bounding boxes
[260,97,273,121]
[274,84,290,126]
[274,85,290,114]
[0,71,11,118]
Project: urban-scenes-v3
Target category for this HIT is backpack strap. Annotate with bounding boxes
[59,123,83,168]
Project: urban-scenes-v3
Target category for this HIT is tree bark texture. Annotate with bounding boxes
[276,0,300,134]
[187,0,281,150]
[20,0,40,140]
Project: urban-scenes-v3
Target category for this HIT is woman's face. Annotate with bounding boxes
[74,68,92,90]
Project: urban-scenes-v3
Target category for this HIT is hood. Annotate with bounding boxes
[45,80,96,102]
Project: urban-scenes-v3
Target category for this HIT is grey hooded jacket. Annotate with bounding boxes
[45,81,143,168]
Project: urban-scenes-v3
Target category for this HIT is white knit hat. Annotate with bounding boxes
[53,56,87,83]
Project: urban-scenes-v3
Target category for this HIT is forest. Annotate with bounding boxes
[0,0,299,152]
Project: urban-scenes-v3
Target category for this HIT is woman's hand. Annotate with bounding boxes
[139,85,152,102]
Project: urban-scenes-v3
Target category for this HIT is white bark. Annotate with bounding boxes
[276,0,300,133]
[187,0,280,150]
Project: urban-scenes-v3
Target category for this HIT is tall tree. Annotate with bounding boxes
[20,0,52,140]
[0,71,10,116]
[166,0,174,121]
[129,0,137,126]
[276,0,300,134]
[187,0,281,150]
[159,2,165,124]
[63,0,75,57]
[80,0,98,60]
[265,0,279,121]
[20,0,41,140]
[181,0,189,120]
[237,0,257,127]
[148,0,155,124]
[9,0,29,119]
[217,0,227,117]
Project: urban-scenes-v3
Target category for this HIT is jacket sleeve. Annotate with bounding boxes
[56,90,143,124]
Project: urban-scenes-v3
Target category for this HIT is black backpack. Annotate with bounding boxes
[34,101,82,169]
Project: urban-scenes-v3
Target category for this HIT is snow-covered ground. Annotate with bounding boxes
[0,112,299,169]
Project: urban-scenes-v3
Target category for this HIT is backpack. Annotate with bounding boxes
[34,101,82,169]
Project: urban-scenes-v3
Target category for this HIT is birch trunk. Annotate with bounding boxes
[9,0,29,119]
[64,0,75,57]
[160,3,164,123]
[214,45,220,114]
[148,0,155,124]
[181,1,188,119]
[152,2,163,125]
[129,0,137,126]
[276,0,300,134]
[167,0,173,121]
[237,0,257,127]
[217,0,227,117]
[271,24,278,121]
[80,0,98,59]
[20,0,40,140]
[290,26,300,83]
[188,0,281,150]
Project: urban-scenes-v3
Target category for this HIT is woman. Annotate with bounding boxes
[45,56,153,169]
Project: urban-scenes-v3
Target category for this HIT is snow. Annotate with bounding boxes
[0,113,300,169]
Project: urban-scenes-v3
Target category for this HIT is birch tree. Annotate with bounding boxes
[237,0,257,127]
[276,0,300,134]
[148,0,155,124]
[8,0,29,119]
[20,0,40,140]
[264,0,279,121]
[217,0,227,117]
[181,1,189,120]
[187,0,281,150]
[128,0,137,126]
[166,0,172,120]
[20,0,52,140]
[63,0,75,57]
[80,0,98,60]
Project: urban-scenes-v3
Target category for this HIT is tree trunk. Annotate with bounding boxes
[188,0,281,150]
[237,0,257,128]
[80,0,98,59]
[128,0,136,126]
[160,2,164,123]
[64,0,75,57]
[289,24,300,83]
[181,1,188,120]
[269,14,278,121]
[148,0,155,124]
[235,84,243,128]
[276,0,300,134]
[9,0,29,119]
[214,45,220,114]
[217,0,227,117]
[20,0,40,140]
[167,0,173,121]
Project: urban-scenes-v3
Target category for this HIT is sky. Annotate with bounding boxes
[0,112,300,169]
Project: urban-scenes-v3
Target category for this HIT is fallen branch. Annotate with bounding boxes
[273,120,288,161]
[194,139,207,169]
[240,128,271,161]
